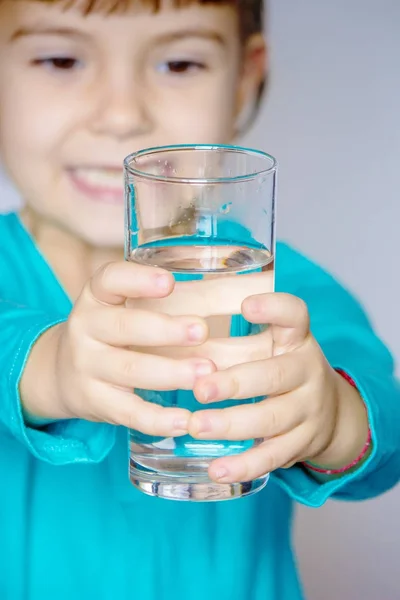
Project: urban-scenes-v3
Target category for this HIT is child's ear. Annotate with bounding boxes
[235,34,268,130]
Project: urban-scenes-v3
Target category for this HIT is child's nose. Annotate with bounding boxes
[90,73,152,141]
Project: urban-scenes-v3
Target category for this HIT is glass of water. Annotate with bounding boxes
[124,144,277,501]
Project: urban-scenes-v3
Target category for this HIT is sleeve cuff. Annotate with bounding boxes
[6,316,115,465]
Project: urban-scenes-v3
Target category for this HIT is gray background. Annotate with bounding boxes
[1,1,399,598]
[244,2,400,599]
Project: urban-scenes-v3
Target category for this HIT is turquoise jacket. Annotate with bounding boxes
[0,212,399,600]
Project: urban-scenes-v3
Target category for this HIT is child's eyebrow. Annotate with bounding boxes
[9,26,226,47]
[9,26,90,43]
[153,29,226,47]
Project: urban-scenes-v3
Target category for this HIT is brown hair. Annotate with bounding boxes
[36,0,264,41]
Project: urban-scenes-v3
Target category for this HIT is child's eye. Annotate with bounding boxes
[31,57,82,72]
[157,60,206,75]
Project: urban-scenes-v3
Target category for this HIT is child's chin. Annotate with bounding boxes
[73,220,124,250]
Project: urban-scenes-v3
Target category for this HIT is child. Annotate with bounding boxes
[0,1,399,598]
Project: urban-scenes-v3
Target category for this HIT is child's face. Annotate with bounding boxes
[0,0,264,247]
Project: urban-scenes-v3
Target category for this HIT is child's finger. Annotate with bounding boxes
[87,261,174,306]
[134,329,273,370]
[188,395,302,441]
[91,347,216,391]
[193,351,305,404]
[86,306,208,347]
[207,428,306,484]
[131,270,273,318]
[242,293,310,352]
[92,382,192,436]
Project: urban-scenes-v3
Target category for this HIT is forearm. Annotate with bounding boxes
[306,370,370,471]
[19,323,68,424]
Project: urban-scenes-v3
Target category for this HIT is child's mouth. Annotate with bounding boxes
[68,167,124,205]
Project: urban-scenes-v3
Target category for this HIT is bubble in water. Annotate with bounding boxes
[219,201,232,215]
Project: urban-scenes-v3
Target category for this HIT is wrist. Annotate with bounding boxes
[20,322,70,423]
[306,369,370,471]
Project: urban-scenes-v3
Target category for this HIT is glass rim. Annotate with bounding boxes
[123,144,277,184]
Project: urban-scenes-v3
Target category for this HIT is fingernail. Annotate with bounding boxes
[215,466,229,481]
[194,362,214,377]
[154,274,170,292]
[187,323,204,342]
[202,383,218,403]
[173,417,189,432]
[194,416,213,434]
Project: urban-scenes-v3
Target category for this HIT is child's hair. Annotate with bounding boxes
[36,0,264,42]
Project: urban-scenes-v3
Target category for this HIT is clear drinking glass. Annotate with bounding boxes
[124,144,277,501]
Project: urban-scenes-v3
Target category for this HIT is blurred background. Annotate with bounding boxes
[1,0,399,598]
[243,2,400,599]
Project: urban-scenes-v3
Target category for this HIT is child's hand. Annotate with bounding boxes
[188,293,370,483]
[21,262,214,437]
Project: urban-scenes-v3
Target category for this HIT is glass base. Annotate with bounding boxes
[129,462,269,502]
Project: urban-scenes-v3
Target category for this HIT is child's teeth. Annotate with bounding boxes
[75,169,123,188]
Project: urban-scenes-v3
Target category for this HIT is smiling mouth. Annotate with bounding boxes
[68,167,124,205]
